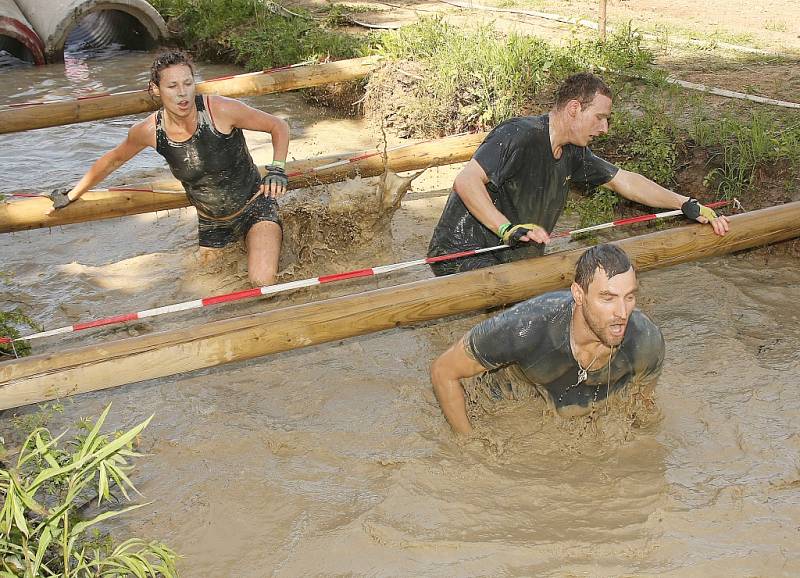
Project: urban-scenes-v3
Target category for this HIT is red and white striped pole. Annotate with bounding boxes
[552,200,729,238]
[0,200,730,345]
[0,245,508,345]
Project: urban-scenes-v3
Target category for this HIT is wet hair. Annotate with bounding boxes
[554,72,612,110]
[574,244,633,292]
[148,50,195,89]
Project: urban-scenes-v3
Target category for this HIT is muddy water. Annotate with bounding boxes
[2,50,800,577]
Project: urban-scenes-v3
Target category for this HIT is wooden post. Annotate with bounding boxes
[1,201,799,410]
[599,0,607,41]
[0,132,487,234]
[0,56,381,135]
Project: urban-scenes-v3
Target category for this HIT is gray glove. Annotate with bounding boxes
[49,188,72,209]
[262,165,288,191]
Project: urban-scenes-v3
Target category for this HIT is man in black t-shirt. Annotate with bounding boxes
[427,73,730,276]
[430,244,665,434]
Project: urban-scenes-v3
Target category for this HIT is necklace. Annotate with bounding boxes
[558,350,599,404]
[558,318,600,404]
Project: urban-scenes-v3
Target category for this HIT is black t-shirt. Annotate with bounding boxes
[465,291,665,409]
[427,115,619,262]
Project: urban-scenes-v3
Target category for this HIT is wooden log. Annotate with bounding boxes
[0,56,381,135]
[0,132,486,234]
[1,201,798,410]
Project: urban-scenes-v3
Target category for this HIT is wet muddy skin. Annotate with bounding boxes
[1,50,799,577]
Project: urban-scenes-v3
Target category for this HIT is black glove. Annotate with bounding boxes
[49,188,72,209]
[499,223,538,248]
[262,164,288,193]
[681,197,718,222]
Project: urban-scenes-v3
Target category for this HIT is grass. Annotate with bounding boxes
[565,188,619,230]
[692,110,800,199]
[151,0,372,69]
[765,19,788,33]
[599,95,682,188]
[370,17,659,136]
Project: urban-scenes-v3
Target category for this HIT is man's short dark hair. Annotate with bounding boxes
[554,73,612,110]
[574,244,633,292]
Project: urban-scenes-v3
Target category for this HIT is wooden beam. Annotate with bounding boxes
[0,56,381,135]
[0,132,486,234]
[1,201,798,410]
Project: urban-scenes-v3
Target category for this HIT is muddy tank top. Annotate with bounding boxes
[155,95,261,219]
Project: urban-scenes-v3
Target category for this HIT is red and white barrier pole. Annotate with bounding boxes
[0,200,730,345]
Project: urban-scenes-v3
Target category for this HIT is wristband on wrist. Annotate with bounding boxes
[497,222,512,237]
[270,160,286,169]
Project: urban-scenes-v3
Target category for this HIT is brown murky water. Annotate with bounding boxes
[1,50,799,577]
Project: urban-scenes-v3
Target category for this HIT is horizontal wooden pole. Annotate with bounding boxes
[0,56,381,135]
[0,132,486,234]
[1,201,798,410]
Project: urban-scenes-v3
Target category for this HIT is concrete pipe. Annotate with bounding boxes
[0,0,44,64]
[15,0,168,62]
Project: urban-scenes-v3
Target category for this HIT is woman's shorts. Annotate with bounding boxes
[197,195,282,249]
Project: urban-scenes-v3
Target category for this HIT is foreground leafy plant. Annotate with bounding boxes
[0,405,177,577]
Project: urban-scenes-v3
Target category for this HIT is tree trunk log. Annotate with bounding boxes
[0,132,486,234]
[0,56,381,135]
[0,201,798,410]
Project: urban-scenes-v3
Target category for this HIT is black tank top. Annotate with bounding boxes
[155,95,261,219]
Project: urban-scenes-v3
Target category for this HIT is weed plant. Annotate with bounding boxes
[598,93,681,187]
[691,110,800,198]
[565,188,619,230]
[151,0,369,68]
[372,17,659,136]
[0,308,38,359]
[0,405,177,577]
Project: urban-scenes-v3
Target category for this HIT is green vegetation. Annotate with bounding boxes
[0,405,177,577]
[566,188,619,230]
[324,3,382,27]
[691,109,800,199]
[8,403,64,438]
[0,308,38,359]
[601,104,681,188]
[151,0,371,69]
[371,17,659,136]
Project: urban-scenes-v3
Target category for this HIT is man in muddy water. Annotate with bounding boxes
[430,244,665,434]
[48,51,290,287]
[427,72,730,276]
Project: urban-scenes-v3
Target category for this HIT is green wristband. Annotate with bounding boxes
[271,160,286,169]
[497,222,512,237]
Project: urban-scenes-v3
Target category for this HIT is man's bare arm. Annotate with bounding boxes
[430,337,488,434]
[604,169,729,236]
